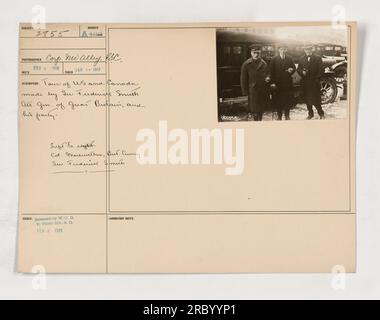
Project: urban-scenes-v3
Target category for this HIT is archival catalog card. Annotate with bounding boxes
[18,22,357,273]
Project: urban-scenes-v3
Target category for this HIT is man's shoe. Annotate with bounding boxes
[285,116,291,120]
[319,115,325,120]
[306,115,314,120]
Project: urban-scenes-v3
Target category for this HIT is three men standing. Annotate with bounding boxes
[240,43,325,121]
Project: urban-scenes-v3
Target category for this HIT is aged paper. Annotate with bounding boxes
[18,22,357,273]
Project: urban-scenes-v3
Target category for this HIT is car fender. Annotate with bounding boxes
[330,60,347,71]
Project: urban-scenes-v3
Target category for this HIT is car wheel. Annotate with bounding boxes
[320,77,338,104]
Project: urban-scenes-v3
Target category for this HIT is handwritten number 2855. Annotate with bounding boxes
[36,30,69,38]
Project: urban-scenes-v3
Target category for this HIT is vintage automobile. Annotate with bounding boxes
[216,30,347,112]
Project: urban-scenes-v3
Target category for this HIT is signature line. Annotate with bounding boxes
[52,170,116,174]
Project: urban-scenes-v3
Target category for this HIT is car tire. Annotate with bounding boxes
[320,76,338,104]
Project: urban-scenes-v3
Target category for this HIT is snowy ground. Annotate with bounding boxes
[219,98,348,122]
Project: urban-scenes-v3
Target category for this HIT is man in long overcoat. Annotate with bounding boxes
[269,44,296,120]
[297,45,325,119]
[240,45,270,121]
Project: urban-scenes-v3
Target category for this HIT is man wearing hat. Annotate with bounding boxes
[269,43,296,120]
[240,44,270,121]
[297,45,325,119]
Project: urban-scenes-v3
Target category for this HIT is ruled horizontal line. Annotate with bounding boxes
[20,73,106,76]
[108,211,354,214]
[20,36,105,39]
[20,212,355,216]
[21,213,107,216]
[20,48,106,50]
[20,61,106,63]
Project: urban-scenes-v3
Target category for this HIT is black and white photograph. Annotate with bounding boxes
[217,26,349,121]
